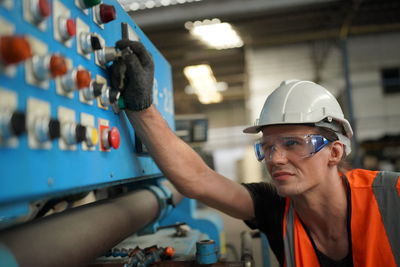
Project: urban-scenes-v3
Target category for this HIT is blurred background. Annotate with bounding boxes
[117,0,400,265]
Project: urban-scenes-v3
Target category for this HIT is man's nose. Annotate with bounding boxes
[267,146,288,164]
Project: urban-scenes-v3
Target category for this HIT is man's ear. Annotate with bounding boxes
[328,141,344,166]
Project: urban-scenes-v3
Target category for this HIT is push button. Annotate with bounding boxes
[32,54,68,81]
[0,110,26,139]
[76,69,91,89]
[85,126,98,147]
[30,0,51,24]
[33,117,60,143]
[101,126,120,150]
[58,17,76,41]
[0,36,32,66]
[61,68,91,93]
[50,55,68,77]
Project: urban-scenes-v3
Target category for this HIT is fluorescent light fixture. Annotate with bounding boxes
[118,0,203,11]
[185,19,243,49]
[183,64,223,104]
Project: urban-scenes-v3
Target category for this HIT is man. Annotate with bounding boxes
[110,40,400,267]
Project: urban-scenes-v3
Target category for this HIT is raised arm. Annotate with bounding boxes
[110,40,254,220]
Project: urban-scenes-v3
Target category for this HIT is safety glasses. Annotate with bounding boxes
[254,134,330,162]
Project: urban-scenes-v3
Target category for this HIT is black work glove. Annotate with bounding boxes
[109,40,154,111]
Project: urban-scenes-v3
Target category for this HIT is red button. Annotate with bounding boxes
[66,19,76,37]
[0,36,32,65]
[50,55,68,77]
[99,4,116,24]
[108,126,120,149]
[76,69,91,89]
[38,0,51,18]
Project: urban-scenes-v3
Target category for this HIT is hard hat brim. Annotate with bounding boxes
[243,125,261,134]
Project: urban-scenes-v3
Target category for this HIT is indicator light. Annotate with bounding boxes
[98,4,116,24]
[81,0,101,9]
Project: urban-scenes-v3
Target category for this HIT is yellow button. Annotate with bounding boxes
[91,128,99,146]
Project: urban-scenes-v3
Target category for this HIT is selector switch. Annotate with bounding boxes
[32,54,68,81]
[82,80,104,101]
[58,17,76,41]
[61,68,91,93]
[96,4,116,24]
[101,126,120,150]
[79,32,102,54]
[0,36,32,66]
[100,88,120,106]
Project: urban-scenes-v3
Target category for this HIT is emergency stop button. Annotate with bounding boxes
[101,126,120,150]
[0,36,32,65]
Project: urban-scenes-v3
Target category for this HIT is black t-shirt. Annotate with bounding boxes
[242,182,353,267]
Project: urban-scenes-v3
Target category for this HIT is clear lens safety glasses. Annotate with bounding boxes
[254,134,330,162]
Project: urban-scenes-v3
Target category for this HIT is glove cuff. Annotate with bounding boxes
[126,95,153,111]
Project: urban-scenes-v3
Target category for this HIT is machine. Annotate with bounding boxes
[0,1,230,266]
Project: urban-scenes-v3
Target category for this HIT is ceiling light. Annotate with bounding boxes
[186,19,243,49]
[183,64,223,104]
[119,0,204,10]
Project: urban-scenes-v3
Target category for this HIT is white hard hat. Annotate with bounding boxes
[243,80,353,153]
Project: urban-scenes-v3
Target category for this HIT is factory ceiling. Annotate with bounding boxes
[124,0,400,115]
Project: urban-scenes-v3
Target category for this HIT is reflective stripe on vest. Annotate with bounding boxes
[372,171,400,266]
[283,169,400,267]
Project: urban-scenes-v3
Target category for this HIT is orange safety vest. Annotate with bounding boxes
[282,169,400,267]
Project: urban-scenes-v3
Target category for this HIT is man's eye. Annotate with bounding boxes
[283,139,300,147]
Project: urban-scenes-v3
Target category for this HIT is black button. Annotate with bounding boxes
[75,124,86,143]
[10,111,26,136]
[49,119,61,140]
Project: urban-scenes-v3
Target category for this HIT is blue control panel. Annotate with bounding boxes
[0,0,174,225]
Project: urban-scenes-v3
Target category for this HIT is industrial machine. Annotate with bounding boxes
[0,1,231,266]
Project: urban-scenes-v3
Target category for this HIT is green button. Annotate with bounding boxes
[83,0,101,8]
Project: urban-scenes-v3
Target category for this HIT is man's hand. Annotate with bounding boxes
[109,40,154,111]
